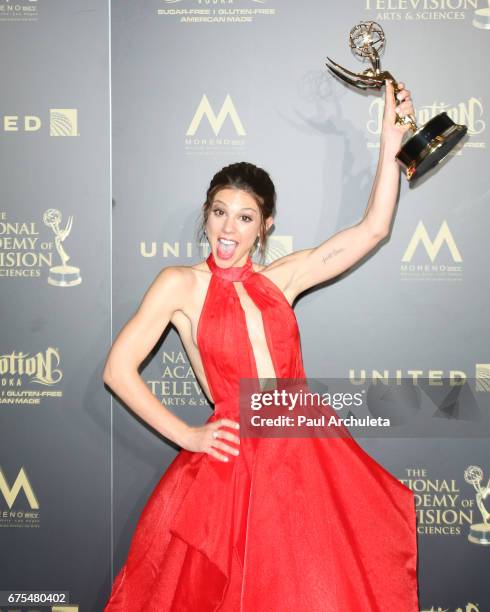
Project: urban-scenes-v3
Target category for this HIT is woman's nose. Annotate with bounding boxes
[222,218,236,232]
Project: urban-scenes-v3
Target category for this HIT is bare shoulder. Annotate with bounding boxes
[143,264,191,310]
[145,260,211,311]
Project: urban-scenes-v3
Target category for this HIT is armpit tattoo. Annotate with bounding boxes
[322,248,345,264]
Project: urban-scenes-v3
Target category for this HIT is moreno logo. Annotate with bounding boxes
[186,94,245,136]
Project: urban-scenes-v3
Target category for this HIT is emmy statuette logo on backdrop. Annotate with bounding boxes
[43,209,82,287]
[325,21,468,184]
[464,465,490,545]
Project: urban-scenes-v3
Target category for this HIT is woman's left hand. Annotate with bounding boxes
[381,79,415,149]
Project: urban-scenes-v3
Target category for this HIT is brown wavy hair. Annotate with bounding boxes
[197,161,276,261]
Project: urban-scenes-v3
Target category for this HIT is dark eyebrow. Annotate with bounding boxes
[212,199,257,213]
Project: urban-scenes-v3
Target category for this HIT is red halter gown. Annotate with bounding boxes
[104,252,419,611]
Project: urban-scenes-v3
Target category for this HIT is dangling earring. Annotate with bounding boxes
[250,235,259,256]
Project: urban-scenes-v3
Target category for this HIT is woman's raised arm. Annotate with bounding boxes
[270,80,414,300]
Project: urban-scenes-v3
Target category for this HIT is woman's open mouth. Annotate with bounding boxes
[217,238,238,259]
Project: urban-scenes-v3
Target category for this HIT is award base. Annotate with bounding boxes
[47,265,82,287]
[473,8,490,30]
[467,522,490,546]
[395,112,467,184]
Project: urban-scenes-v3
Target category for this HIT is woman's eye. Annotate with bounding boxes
[211,208,252,223]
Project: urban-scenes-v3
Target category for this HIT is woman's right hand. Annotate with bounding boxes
[181,418,240,462]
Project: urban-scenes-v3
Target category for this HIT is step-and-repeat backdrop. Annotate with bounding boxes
[1,1,489,610]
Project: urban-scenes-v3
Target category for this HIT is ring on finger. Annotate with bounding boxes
[212,430,219,439]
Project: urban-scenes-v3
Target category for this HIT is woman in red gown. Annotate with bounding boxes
[103,80,419,611]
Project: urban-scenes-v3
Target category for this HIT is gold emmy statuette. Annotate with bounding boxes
[43,209,82,287]
[326,21,468,184]
[464,465,490,545]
